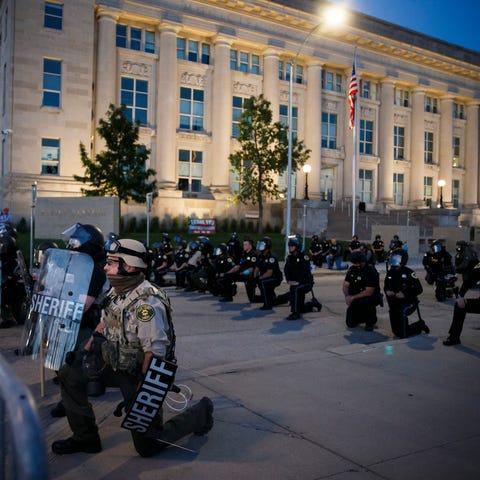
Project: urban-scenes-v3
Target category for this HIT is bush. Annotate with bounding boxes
[126,216,137,233]
[16,217,28,232]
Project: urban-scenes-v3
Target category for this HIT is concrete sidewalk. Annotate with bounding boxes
[1,264,479,480]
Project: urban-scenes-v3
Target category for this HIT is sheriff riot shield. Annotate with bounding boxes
[19,249,93,371]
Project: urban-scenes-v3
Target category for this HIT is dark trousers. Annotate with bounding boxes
[448,297,480,340]
[387,297,424,338]
[58,356,207,457]
[174,269,187,287]
[289,283,312,314]
[257,277,281,307]
[346,296,378,328]
[222,273,256,302]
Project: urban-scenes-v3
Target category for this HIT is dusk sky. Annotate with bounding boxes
[329,0,480,53]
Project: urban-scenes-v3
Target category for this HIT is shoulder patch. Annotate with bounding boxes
[136,304,155,322]
[304,255,310,260]
[269,257,275,263]
[251,256,257,262]
[411,272,418,278]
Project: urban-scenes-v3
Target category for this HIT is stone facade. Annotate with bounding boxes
[0,0,479,230]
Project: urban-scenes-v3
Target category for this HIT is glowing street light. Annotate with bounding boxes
[437,179,446,208]
[302,164,312,200]
[285,5,345,256]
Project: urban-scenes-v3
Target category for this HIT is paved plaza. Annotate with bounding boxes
[1,261,480,479]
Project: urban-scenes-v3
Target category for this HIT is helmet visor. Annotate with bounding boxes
[389,254,403,267]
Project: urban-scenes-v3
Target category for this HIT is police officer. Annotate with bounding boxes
[308,235,323,268]
[0,227,18,328]
[221,237,258,302]
[50,224,109,417]
[443,257,480,346]
[212,243,236,297]
[326,238,345,270]
[51,237,213,456]
[284,235,313,320]
[422,239,454,301]
[255,237,283,310]
[348,234,361,259]
[384,249,429,338]
[372,234,385,263]
[343,251,381,331]
[169,240,189,289]
[226,232,242,264]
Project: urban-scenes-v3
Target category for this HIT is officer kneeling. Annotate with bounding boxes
[52,237,213,457]
[384,249,429,338]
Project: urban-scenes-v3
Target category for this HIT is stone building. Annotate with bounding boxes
[0,0,479,229]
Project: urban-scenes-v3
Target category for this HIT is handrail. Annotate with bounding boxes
[0,353,49,479]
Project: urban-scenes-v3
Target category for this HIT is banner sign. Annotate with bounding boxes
[187,218,216,235]
[121,356,178,433]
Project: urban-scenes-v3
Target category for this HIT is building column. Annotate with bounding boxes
[378,78,395,209]
[94,7,120,141]
[262,48,280,121]
[210,35,233,191]
[155,23,180,189]
[409,87,425,207]
[303,62,322,199]
[439,95,454,206]
[465,102,479,207]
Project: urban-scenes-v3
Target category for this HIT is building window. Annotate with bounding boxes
[120,77,148,126]
[232,96,248,137]
[321,112,337,149]
[393,173,404,205]
[360,80,377,100]
[179,87,204,131]
[278,61,303,83]
[44,2,62,30]
[41,138,60,175]
[177,38,210,64]
[424,131,434,164]
[394,88,410,107]
[359,169,373,203]
[452,179,460,208]
[453,102,465,119]
[359,119,374,155]
[279,105,298,140]
[178,149,203,193]
[425,96,438,113]
[424,176,433,207]
[116,25,155,53]
[322,70,342,93]
[394,126,405,160]
[42,58,61,107]
[230,49,260,74]
[452,136,461,167]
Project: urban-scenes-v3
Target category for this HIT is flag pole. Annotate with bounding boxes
[349,48,358,237]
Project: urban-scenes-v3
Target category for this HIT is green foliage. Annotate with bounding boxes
[74,104,157,203]
[151,216,160,232]
[229,95,310,234]
[16,217,28,232]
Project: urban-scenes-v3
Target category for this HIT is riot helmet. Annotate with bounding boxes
[350,251,367,264]
[431,239,443,253]
[389,248,408,267]
[0,222,17,239]
[312,234,319,242]
[105,234,148,269]
[0,234,16,254]
[214,243,228,256]
[256,237,272,252]
[189,241,199,253]
[288,235,301,249]
[63,223,104,257]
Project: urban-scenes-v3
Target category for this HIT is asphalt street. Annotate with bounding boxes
[1,260,480,479]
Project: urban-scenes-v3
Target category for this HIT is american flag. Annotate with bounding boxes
[348,63,358,129]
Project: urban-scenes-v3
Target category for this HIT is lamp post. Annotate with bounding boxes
[284,6,345,256]
[30,182,37,271]
[302,164,311,200]
[437,179,446,208]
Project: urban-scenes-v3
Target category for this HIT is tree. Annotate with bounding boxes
[74,104,157,203]
[229,94,310,234]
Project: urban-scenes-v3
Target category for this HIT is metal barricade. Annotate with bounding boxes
[0,353,48,479]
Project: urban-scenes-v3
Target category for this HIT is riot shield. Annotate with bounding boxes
[19,249,93,371]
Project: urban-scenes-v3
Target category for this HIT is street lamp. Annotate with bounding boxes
[302,164,311,200]
[437,179,446,208]
[285,6,345,256]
